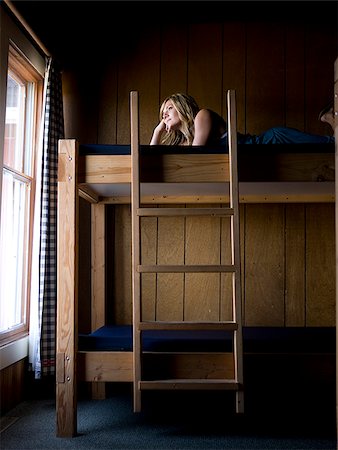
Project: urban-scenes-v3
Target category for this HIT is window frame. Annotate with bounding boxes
[0,43,43,345]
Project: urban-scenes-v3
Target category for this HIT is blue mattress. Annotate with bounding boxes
[78,325,335,354]
[79,143,334,156]
[79,326,233,352]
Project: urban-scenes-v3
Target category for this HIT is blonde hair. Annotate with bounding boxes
[159,93,200,145]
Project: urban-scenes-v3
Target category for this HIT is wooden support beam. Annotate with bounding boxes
[333,56,338,441]
[130,90,142,413]
[56,139,78,437]
[91,202,106,400]
[91,203,105,331]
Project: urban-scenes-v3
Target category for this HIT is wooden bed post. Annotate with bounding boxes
[334,56,338,442]
[130,91,142,412]
[56,139,79,437]
[91,202,106,399]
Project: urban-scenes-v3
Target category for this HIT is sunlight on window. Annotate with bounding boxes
[0,45,41,342]
[4,74,26,174]
[0,171,29,332]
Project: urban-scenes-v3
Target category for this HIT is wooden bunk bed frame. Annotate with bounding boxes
[56,89,335,438]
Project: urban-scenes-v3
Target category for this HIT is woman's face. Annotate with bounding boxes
[162,100,181,131]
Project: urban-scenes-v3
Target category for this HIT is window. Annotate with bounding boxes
[0,44,43,344]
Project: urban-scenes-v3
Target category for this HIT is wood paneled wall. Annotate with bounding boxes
[67,6,336,329]
[111,203,335,327]
[63,13,337,146]
[0,359,26,414]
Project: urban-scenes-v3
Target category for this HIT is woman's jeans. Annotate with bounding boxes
[238,127,334,145]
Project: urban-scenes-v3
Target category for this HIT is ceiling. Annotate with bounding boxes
[7,1,338,67]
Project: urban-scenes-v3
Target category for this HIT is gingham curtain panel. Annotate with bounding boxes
[36,58,64,378]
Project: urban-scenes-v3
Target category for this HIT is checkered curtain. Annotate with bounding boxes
[35,58,64,377]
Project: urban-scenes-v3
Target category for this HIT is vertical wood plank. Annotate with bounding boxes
[221,214,232,321]
[245,204,285,326]
[185,205,220,321]
[113,205,132,324]
[285,204,305,326]
[157,207,185,321]
[98,61,118,144]
[306,204,335,326]
[140,215,157,321]
[62,72,98,144]
[56,139,78,437]
[188,23,223,112]
[246,22,285,133]
[160,24,188,99]
[305,22,338,135]
[222,22,246,132]
[117,27,161,144]
[285,24,305,130]
[0,359,26,415]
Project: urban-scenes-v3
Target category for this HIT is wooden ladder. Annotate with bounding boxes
[130,90,244,414]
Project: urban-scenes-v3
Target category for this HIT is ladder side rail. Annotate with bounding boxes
[227,89,242,324]
[227,89,244,413]
[130,91,142,412]
[227,90,242,322]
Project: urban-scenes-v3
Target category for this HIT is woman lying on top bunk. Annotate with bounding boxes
[150,93,335,147]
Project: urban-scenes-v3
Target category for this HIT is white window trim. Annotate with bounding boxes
[0,336,29,370]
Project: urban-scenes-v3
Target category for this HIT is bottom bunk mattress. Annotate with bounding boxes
[78,325,335,354]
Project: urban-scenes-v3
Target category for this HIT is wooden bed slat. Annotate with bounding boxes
[82,153,230,184]
[78,351,133,382]
[80,152,334,185]
[139,380,241,390]
[137,207,234,216]
[76,181,335,204]
[138,321,238,331]
[143,352,235,379]
[81,154,131,183]
[138,264,238,273]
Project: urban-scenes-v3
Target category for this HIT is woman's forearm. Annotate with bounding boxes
[150,121,166,145]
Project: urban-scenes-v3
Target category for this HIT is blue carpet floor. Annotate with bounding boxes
[1,384,336,449]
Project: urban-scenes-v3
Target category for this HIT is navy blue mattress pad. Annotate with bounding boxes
[78,325,335,354]
[79,143,334,156]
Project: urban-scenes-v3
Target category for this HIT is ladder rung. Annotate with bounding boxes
[137,207,234,217]
[139,321,238,331]
[139,379,241,391]
[138,264,237,273]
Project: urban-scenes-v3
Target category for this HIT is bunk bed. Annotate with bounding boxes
[56,90,335,438]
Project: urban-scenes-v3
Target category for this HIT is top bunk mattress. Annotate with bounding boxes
[79,143,335,156]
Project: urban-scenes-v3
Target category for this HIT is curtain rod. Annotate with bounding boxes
[3,0,51,57]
